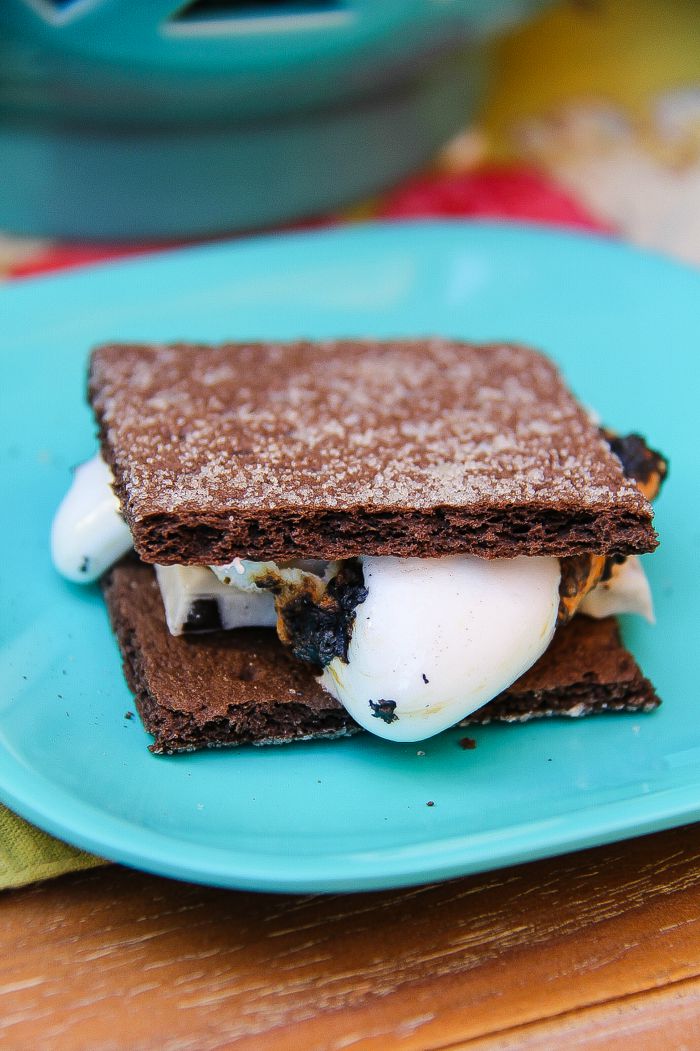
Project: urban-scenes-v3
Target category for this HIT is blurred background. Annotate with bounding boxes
[1,0,699,274]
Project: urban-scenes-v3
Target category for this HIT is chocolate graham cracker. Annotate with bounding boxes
[89,340,656,565]
[104,561,659,754]
[104,561,356,753]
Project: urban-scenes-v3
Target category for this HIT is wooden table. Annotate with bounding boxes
[3,824,700,1049]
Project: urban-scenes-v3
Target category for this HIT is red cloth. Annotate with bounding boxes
[377,166,612,232]
[7,166,610,279]
[9,242,168,279]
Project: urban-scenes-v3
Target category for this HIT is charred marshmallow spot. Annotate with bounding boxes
[213,557,367,669]
[276,561,367,668]
[321,555,562,743]
[369,699,398,724]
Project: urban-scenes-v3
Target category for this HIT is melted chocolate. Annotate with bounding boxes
[183,598,223,633]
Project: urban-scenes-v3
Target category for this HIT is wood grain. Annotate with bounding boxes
[470,976,700,1050]
[3,824,700,1050]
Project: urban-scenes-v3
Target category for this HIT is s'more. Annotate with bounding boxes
[52,339,667,753]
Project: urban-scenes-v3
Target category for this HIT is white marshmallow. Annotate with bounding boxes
[50,455,132,583]
[155,564,277,635]
[579,555,654,623]
[321,554,561,742]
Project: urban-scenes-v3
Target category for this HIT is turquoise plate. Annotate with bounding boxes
[0,222,697,892]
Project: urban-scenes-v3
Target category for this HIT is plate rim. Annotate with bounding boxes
[1,758,699,892]
[2,218,696,304]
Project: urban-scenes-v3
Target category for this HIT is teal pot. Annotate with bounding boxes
[0,1,554,239]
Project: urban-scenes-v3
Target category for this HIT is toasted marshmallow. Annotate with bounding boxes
[321,554,561,742]
[579,555,654,622]
[211,558,338,593]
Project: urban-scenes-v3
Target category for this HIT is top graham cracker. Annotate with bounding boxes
[88,339,656,564]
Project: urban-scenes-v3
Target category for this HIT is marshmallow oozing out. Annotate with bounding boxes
[155,564,277,635]
[211,558,338,593]
[321,554,562,742]
[579,555,654,623]
[50,455,132,583]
